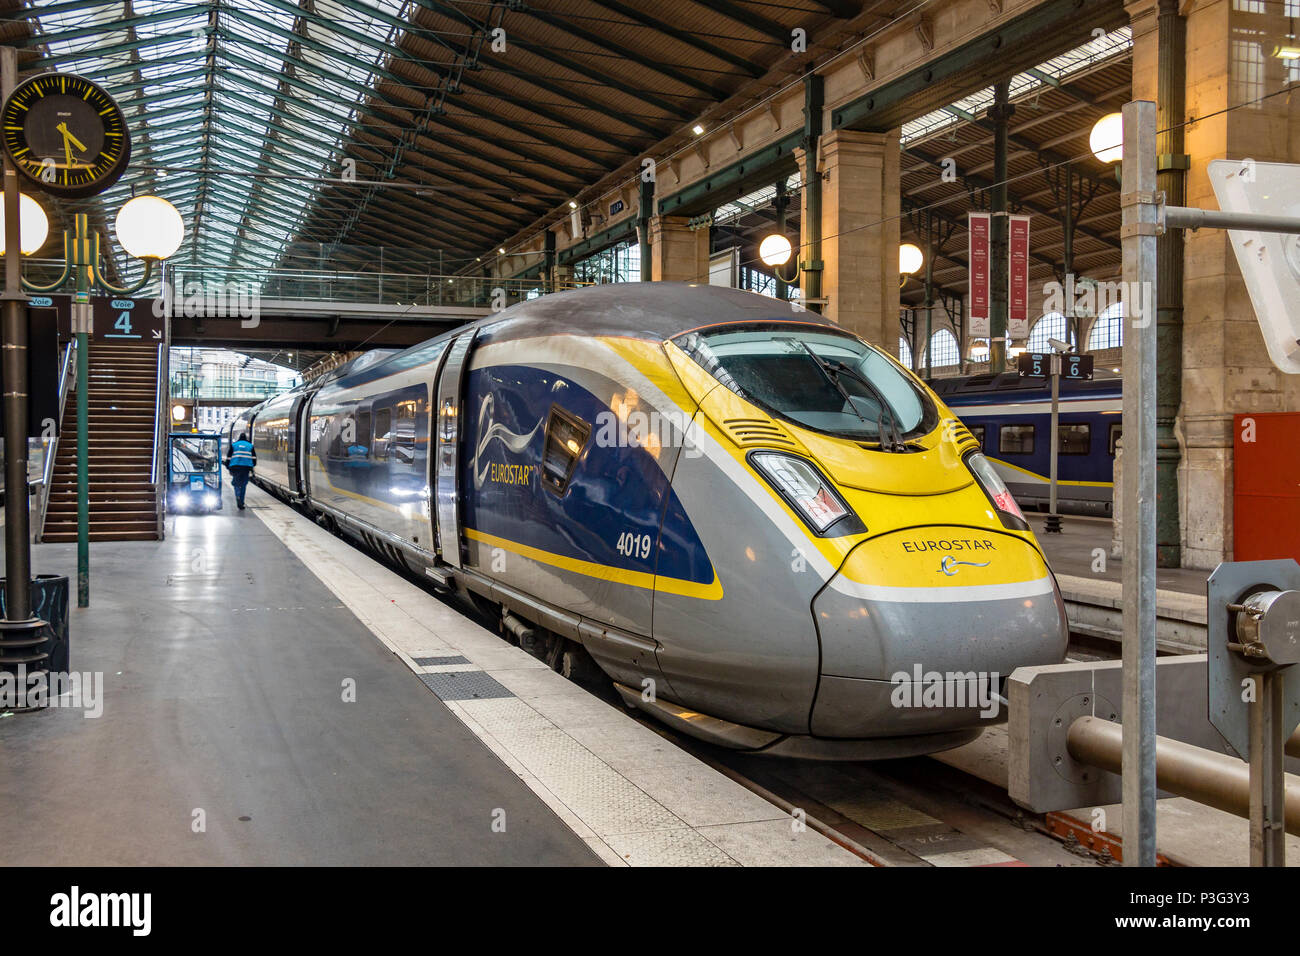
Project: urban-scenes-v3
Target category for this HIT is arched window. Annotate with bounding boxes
[1027,311,1073,352]
[898,336,914,369]
[926,329,960,367]
[1087,302,1124,350]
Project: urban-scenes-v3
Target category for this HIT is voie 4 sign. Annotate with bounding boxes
[90,296,164,342]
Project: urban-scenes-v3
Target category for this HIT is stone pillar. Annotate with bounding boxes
[1120,0,1300,568]
[647,214,708,282]
[809,129,901,352]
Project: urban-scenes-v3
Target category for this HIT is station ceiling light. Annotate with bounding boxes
[568,200,578,209]
[498,247,506,254]
[115,195,184,260]
[0,193,50,256]
[899,242,924,276]
[692,124,705,136]
[171,404,187,422]
[1090,112,1124,164]
[759,234,793,267]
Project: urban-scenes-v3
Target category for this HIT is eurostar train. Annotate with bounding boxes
[929,374,1123,517]
[239,284,1069,759]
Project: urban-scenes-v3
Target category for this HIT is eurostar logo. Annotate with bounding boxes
[938,555,991,576]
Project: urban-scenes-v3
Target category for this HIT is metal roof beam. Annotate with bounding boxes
[572,0,765,77]
[407,0,694,122]
[12,4,210,48]
[686,0,792,43]
[509,7,731,100]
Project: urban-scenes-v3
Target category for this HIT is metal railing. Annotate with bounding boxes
[160,264,547,310]
[152,341,167,539]
[168,377,288,401]
[33,340,76,543]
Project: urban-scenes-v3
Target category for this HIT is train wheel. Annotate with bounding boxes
[556,640,603,687]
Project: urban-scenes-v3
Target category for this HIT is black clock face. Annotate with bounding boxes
[1,73,131,199]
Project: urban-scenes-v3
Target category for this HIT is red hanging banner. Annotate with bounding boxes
[1008,214,1032,339]
[968,212,991,337]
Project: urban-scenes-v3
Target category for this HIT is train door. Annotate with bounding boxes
[285,394,303,496]
[433,329,477,567]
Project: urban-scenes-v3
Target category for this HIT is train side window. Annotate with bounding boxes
[542,405,590,496]
[969,425,984,448]
[1059,423,1091,454]
[999,424,1034,455]
[1109,423,1122,456]
[373,407,392,461]
[353,410,371,458]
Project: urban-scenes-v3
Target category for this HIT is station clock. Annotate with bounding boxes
[1,72,131,199]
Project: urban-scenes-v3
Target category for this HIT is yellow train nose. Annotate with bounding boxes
[809,526,1068,739]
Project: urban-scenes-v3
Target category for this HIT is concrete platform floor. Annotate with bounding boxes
[1,485,862,866]
[1030,514,1207,595]
[0,488,600,865]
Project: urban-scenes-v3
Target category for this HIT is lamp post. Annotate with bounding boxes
[20,195,183,607]
[898,243,926,375]
[759,234,798,292]
[1,175,49,666]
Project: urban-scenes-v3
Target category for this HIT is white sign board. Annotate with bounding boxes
[709,247,739,288]
[1208,159,1300,374]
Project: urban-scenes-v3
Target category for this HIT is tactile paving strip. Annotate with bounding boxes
[419,670,514,701]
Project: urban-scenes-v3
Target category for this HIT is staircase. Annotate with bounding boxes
[42,341,161,543]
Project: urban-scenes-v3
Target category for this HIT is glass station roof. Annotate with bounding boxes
[13,0,406,270]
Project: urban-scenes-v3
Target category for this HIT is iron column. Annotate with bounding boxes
[1,46,32,620]
[1155,0,1186,568]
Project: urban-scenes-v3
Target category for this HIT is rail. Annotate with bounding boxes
[152,341,166,539]
[21,259,606,311]
[33,339,76,543]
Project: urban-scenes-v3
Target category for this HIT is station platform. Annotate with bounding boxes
[0,485,861,867]
[1032,515,1208,652]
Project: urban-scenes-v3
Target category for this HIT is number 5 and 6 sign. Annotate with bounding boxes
[90,297,164,342]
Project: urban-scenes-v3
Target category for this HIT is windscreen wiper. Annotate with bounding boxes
[787,339,878,437]
[821,357,908,453]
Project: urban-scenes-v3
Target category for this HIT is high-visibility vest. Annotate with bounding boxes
[227,440,256,469]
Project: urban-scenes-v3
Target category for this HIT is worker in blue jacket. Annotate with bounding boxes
[224,433,257,510]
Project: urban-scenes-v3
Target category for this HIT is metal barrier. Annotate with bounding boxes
[1009,558,1300,866]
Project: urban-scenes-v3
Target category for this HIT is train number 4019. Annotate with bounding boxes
[615,531,653,560]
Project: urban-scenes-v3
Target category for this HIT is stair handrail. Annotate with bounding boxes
[34,339,76,542]
[152,340,166,537]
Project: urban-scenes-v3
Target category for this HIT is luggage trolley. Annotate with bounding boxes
[167,431,224,513]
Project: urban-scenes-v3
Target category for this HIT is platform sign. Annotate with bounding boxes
[1017,352,1093,380]
[968,212,991,337]
[1007,214,1031,339]
[28,293,73,340]
[91,296,164,343]
[1208,159,1300,374]
[0,298,59,437]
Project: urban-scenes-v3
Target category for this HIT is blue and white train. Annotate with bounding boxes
[231,284,1069,759]
[929,373,1122,517]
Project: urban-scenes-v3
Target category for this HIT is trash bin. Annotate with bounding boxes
[0,574,70,676]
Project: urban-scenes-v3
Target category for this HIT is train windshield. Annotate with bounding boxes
[674,324,938,442]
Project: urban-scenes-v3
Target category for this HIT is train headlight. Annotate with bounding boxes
[205,494,219,509]
[965,452,1029,531]
[749,451,864,536]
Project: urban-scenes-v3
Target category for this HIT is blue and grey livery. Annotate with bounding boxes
[238,284,1068,759]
